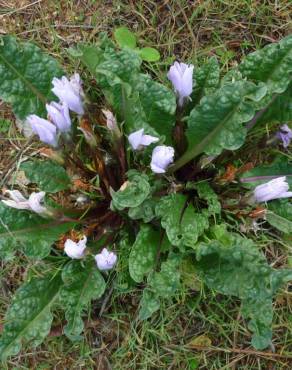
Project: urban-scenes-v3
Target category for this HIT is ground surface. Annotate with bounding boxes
[0,0,292,369]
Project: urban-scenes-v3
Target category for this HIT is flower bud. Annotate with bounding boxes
[64,236,87,259]
[94,248,117,271]
[128,129,159,150]
[167,62,194,106]
[276,124,292,148]
[52,73,84,115]
[150,145,175,173]
[46,102,71,132]
[253,176,292,203]
[27,115,57,147]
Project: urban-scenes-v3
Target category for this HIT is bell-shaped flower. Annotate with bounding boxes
[150,145,175,174]
[253,176,292,203]
[167,61,194,106]
[128,129,159,150]
[46,101,71,132]
[52,73,84,115]
[27,115,57,147]
[276,124,292,148]
[94,248,117,271]
[2,190,47,214]
[64,236,87,259]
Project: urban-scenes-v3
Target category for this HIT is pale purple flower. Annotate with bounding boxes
[167,61,194,106]
[64,236,87,259]
[128,129,159,150]
[150,145,175,174]
[253,176,292,203]
[27,115,57,147]
[46,102,71,132]
[102,109,118,131]
[2,190,47,214]
[276,124,292,148]
[52,73,84,115]
[94,248,117,271]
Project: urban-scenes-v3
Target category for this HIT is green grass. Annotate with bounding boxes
[1,0,292,369]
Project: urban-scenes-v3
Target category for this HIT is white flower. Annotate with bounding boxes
[102,109,118,131]
[150,145,175,173]
[128,129,159,150]
[2,190,47,214]
[253,176,292,203]
[27,115,57,147]
[46,101,71,132]
[64,236,87,259]
[167,61,194,106]
[94,248,117,271]
[52,73,84,115]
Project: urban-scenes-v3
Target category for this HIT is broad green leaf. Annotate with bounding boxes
[239,35,292,94]
[60,260,106,340]
[0,203,75,259]
[114,27,137,49]
[129,225,160,283]
[132,73,176,142]
[148,256,180,298]
[266,200,292,234]
[139,290,160,320]
[194,182,221,215]
[155,194,209,248]
[128,198,157,223]
[138,47,160,62]
[21,160,71,193]
[172,81,267,171]
[191,56,220,105]
[0,273,62,360]
[111,170,151,211]
[240,156,292,187]
[0,36,63,119]
[257,82,292,124]
[195,232,292,349]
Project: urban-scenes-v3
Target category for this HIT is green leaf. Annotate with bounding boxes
[194,182,221,215]
[239,35,292,94]
[138,47,160,62]
[195,231,292,349]
[191,56,220,105]
[129,225,160,283]
[21,160,71,193]
[60,259,106,340]
[111,170,151,211]
[172,81,267,171]
[128,198,157,223]
[0,36,63,119]
[132,73,176,142]
[240,156,292,187]
[114,27,137,49]
[0,273,62,360]
[266,200,292,234]
[139,290,160,320]
[148,256,180,298]
[0,203,75,259]
[155,194,209,248]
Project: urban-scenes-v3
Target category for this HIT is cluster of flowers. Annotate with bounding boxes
[2,62,292,271]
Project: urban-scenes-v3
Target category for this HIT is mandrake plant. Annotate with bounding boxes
[0,28,291,359]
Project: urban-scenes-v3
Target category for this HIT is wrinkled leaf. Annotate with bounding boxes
[239,35,292,94]
[195,182,221,215]
[111,170,151,211]
[155,194,209,248]
[0,36,63,119]
[0,273,62,360]
[129,225,160,283]
[139,290,160,320]
[60,260,106,340]
[21,160,71,193]
[267,200,292,234]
